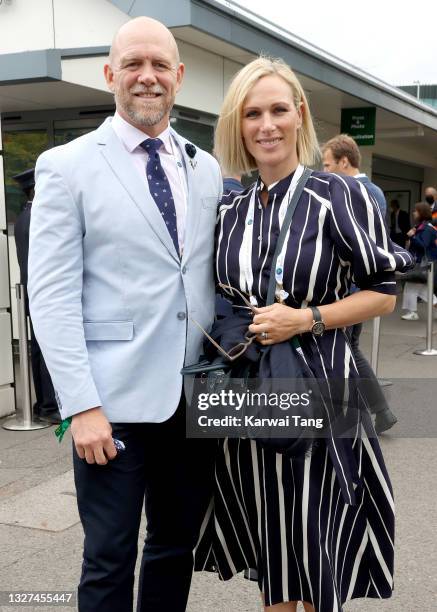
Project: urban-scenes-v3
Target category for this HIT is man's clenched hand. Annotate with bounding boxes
[71,407,117,465]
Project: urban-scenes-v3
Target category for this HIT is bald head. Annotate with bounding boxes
[424,185,437,206]
[104,16,184,136]
[109,17,179,67]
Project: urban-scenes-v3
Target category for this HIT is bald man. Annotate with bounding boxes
[29,17,222,612]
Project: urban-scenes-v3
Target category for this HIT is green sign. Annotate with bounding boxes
[340,107,376,146]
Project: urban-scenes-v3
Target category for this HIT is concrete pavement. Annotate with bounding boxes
[1,299,436,611]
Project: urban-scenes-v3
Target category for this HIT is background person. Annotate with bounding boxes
[424,185,437,226]
[222,172,244,194]
[13,169,60,424]
[322,133,387,215]
[321,134,397,434]
[389,199,410,247]
[195,56,414,612]
[401,201,437,320]
[28,17,221,612]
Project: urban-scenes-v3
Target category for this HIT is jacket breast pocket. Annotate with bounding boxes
[83,320,134,341]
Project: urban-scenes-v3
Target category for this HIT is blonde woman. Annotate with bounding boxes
[194,57,413,611]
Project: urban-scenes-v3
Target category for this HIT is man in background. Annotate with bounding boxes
[424,185,437,225]
[13,169,60,424]
[322,133,387,216]
[389,199,410,247]
[222,173,244,194]
[322,134,398,434]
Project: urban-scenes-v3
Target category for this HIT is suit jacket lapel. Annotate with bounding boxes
[171,129,202,263]
[96,118,179,261]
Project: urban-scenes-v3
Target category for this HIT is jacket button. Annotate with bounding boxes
[182,266,187,274]
[177,312,186,320]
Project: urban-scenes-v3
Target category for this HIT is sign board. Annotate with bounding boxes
[340,107,376,146]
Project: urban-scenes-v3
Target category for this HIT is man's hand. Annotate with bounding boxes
[71,407,117,465]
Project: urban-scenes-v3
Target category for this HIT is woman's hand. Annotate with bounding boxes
[249,303,312,345]
[407,227,416,237]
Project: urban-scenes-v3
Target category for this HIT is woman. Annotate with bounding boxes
[194,57,414,611]
[401,201,437,320]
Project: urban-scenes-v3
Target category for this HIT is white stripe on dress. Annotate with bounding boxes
[345,529,369,601]
[367,523,394,587]
[275,454,290,603]
[305,201,328,303]
[362,435,395,512]
[302,453,315,603]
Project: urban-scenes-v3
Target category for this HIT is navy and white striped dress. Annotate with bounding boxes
[194,166,413,610]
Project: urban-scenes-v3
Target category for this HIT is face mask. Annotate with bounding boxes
[425,195,435,205]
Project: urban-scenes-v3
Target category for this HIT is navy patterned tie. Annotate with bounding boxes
[140,138,179,255]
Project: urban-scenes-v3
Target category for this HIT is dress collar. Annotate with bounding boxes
[257,168,297,201]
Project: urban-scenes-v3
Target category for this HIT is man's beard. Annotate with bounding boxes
[117,88,174,128]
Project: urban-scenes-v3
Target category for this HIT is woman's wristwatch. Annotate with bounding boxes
[309,306,326,337]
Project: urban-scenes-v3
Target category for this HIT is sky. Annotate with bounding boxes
[235,0,436,86]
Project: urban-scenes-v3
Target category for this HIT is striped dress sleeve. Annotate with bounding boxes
[328,174,414,295]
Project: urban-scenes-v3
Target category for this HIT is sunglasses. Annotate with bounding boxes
[190,283,258,362]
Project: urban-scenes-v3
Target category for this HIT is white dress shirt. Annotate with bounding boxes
[111,112,188,253]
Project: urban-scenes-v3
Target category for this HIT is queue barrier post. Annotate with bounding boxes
[2,284,50,431]
[370,316,392,387]
[414,261,437,357]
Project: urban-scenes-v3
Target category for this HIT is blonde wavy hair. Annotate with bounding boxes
[215,57,320,175]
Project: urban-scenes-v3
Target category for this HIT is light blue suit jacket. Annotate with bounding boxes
[28,117,222,422]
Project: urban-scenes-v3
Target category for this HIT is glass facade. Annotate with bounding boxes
[170,116,214,153]
[3,130,49,224]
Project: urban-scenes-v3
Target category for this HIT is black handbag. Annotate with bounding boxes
[398,261,428,284]
[182,168,315,455]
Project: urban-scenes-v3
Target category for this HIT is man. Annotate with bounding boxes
[322,133,388,216]
[424,185,437,225]
[322,134,398,434]
[13,169,60,424]
[28,17,221,612]
[389,199,410,247]
[222,173,244,194]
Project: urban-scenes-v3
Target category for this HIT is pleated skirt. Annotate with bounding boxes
[195,435,394,611]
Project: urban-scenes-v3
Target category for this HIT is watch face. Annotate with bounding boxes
[312,321,325,336]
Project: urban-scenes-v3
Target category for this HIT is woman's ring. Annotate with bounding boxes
[261,331,268,340]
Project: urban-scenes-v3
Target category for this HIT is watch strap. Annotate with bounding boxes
[310,306,322,323]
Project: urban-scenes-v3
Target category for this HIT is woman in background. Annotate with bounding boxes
[401,201,437,320]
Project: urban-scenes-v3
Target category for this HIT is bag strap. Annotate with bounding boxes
[266,167,312,306]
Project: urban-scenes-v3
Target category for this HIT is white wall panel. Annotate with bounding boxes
[360,150,373,179]
[0,234,10,309]
[0,112,15,414]
[0,158,5,229]
[223,59,243,95]
[375,140,435,170]
[0,0,54,52]
[61,57,109,92]
[176,41,224,115]
[53,0,128,48]
[0,387,15,419]
[422,168,437,193]
[0,313,13,385]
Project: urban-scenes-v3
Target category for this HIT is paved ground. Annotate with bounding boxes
[1,299,436,611]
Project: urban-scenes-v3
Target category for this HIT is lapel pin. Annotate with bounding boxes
[185,143,197,169]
